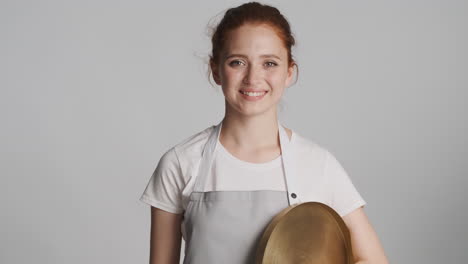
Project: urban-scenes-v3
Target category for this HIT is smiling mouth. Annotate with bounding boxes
[239,90,268,96]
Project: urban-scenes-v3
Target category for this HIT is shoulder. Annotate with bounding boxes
[291,129,329,161]
[171,124,215,159]
[156,124,215,176]
[290,129,352,183]
[291,130,348,177]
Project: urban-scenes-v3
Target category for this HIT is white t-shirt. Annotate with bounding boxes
[140,124,366,218]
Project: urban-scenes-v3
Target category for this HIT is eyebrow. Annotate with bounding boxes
[224,54,282,60]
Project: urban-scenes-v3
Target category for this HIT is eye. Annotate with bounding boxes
[265,61,278,67]
[229,60,244,67]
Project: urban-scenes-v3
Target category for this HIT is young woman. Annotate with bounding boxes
[140,2,389,264]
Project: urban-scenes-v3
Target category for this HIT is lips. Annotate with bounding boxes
[239,90,267,95]
[239,89,267,93]
[238,90,268,101]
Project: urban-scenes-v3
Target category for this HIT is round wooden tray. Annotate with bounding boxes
[255,202,354,264]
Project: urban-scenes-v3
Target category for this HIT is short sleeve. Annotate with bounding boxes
[139,147,184,214]
[325,150,366,217]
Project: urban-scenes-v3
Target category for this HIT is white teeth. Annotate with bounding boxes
[241,91,266,96]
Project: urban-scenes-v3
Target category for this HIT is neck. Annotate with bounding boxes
[219,111,280,151]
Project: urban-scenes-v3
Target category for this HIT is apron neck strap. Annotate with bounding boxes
[193,119,300,205]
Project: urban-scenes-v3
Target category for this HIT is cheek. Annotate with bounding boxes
[222,68,242,84]
[266,70,287,87]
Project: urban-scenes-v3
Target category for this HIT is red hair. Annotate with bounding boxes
[207,2,299,85]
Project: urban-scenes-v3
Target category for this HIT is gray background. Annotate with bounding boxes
[1,0,467,263]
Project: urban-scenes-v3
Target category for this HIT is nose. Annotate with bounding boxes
[242,64,262,85]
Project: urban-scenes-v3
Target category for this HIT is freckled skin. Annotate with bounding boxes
[211,23,294,118]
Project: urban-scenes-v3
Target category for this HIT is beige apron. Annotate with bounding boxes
[182,120,301,264]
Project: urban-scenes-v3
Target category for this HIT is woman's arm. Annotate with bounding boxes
[342,207,389,264]
[148,206,183,264]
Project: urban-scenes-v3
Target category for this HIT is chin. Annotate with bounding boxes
[237,105,277,117]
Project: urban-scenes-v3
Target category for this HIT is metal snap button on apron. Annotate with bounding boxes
[255,202,354,264]
[182,119,300,264]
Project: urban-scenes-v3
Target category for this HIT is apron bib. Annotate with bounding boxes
[182,120,301,264]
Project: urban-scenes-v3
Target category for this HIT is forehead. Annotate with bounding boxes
[222,23,287,58]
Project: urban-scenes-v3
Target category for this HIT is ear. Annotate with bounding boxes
[210,60,222,85]
[285,63,295,88]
